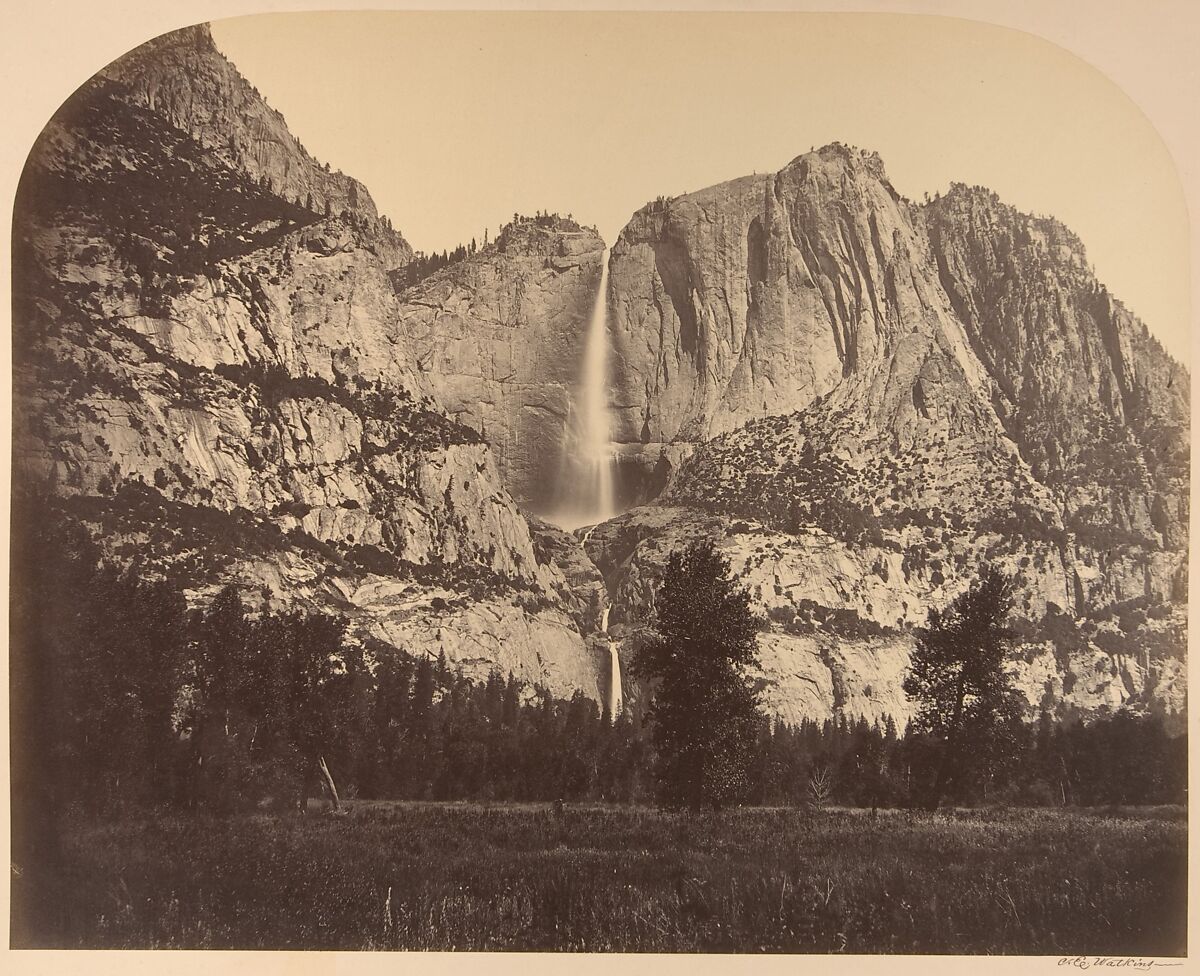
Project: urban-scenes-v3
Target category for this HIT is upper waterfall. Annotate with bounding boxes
[551,249,616,530]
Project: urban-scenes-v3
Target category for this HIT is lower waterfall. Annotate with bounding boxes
[600,603,622,718]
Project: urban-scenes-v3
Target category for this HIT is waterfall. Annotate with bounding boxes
[552,250,615,530]
[608,643,623,718]
[600,603,622,718]
[580,250,615,520]
[557,253,623,716]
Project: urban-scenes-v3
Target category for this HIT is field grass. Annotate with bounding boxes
[25,803,1186,953]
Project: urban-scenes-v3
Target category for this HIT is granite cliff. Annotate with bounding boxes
[12,24,600,700]
[12,24,1188,729]
[95,24,411,265]
[398,218,607,513]
[598,145,1187,728]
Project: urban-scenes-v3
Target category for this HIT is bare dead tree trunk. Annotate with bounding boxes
[318,755,341,811]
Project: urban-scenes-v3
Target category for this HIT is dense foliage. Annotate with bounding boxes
[903,567,1025,808]
[391,242,477,290]
[10,502,1188,944]
[634,542,762,808]
[11,507,1184,824]
[667,413,886,545]
[9,497,638,819]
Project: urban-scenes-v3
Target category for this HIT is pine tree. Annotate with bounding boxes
[633,541,761,809]
[902,566,1022,809]
[260,609,361,810]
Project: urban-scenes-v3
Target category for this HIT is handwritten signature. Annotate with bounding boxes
[1059,959,1181,971]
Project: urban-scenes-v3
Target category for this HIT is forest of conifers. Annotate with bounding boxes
[10,493,1185,826]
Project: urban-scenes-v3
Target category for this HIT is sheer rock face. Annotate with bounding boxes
[601,145,1187,727]
[12,23,599,700]
[13,13,1189,727]
[609,146,1186,540]
[609,148,975,447]
[924,187,1190,557]
[525,515,608,635]
[399,222,607,513]
[607,149,1005,503]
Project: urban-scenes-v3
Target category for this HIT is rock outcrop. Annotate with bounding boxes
[92,24,412,267]
[609,148,1186,542]
[584,505,1186,730]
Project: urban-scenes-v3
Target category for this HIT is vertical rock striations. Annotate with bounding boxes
[12,23,599,700]
[12,17,1187,727]
[601,144,1187,727]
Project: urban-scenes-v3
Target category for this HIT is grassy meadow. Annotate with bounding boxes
[19,802,1186,954]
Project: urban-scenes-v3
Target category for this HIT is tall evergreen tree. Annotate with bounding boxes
[634,541,761,809]
[902,566,1022,809]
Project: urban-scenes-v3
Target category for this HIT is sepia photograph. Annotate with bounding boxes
[4,0,1194,962]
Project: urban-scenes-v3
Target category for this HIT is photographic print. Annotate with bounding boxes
[7,3,1191,958]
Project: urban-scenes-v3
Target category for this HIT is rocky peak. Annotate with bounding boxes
[596,145,1187,728]
[12,28,607,700]
[92,22,412,269]
[927,183,1089,271]
[921,182,1188,491]
[779,142,897,191]
[493,214,602,259]
[13,14,1189,732]
[607,139,950,455]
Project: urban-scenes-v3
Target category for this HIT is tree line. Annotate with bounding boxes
[10,496,649,821]
[393,242,478,290]
[642,544,1184,811]
[393,211,591,291]
[11,504,1184,833]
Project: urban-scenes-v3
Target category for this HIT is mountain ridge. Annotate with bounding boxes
[94,23,413,268]
[10,26,1188,728]
[12,23,606,701]
[597,141,1186,727]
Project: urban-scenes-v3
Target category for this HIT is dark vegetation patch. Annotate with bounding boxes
[211,363,483,451]
[767,600,898,640]
[666,411,885,546]
[1010,598,1183,713]
[53,482,531,603]
[16,79,321,293]
[60,480,340,584]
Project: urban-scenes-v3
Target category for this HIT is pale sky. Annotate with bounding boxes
[210,11,1189,362]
